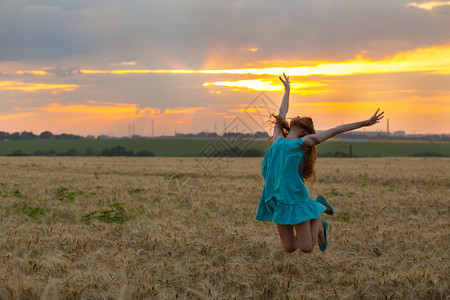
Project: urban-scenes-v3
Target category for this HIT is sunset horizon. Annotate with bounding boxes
[1,0,449,136]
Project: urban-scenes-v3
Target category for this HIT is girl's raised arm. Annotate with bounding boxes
[302,109,384,146]
[273,73,290,141]
[278,73,290,119]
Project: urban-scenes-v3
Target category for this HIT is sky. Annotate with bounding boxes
[0,0,449,137]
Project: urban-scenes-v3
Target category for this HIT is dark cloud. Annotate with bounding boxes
[46,67,80,77]
[0,0,449,65]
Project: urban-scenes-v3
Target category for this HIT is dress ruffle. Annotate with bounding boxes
[255,196,326,225]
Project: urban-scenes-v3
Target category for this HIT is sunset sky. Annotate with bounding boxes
[1,0,449,136]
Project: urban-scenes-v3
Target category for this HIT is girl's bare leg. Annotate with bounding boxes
[293,218,325,253]
[277,219,325,253]
[276,224,298,253]
[293,220,314,252]
[309,218,325,245]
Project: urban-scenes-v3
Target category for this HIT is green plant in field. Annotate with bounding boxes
[129,188,143,195]
[56,187,83,202]
[0,182,7,198]
[12,188,23,198]
[82,202,128,224]
[11,185,23,198]
[337,211,351,222]
[82,211,97,223]
[14,202,50,219]
[25,206,50,219]
[331,188,343,196]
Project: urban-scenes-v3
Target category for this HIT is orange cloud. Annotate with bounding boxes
[0,112,37,120]
[164,107,207,114]
[408,1,450,10]
[0,81,78,92]
[285,96,450,116]
[38,102,139,117]
[15,70,49,75]
[79,69,195,74]
[0,101,211,136]
[1,70,49,76]
[86,100,137,107]
[34,101,207,121]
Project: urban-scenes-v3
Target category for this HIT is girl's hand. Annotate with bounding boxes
[279,73,290,90]
[365,108,384,126]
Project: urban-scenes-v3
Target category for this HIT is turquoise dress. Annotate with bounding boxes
[255,137,326,225]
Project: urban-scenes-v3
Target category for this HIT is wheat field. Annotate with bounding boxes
[0,156,448,299]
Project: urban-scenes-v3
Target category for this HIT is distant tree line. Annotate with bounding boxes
[1,130,448,141]
[0,130,271,141]
[0,131,83,140]
[7,146,155,157]
[7,146,265,157]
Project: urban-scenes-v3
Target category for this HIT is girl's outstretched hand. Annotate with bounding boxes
[366,108,384,126]
[279,73,290,90]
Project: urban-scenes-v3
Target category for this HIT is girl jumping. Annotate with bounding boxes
[255,73,384,253]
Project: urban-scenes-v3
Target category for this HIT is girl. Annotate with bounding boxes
[255,73,384,253]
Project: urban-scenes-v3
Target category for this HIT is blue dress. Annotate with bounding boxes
[255,137,326,225]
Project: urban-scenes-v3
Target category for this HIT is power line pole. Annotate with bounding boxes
[387,119,390,136]
[151,120,154,139]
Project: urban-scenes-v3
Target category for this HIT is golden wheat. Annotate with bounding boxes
[0,157,448,299]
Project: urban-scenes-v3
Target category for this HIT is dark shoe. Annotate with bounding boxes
[317,195,334,215]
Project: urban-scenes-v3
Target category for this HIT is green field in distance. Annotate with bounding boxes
[0,139,448,157]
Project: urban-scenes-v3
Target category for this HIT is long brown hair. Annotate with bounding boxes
[265,113,318,185]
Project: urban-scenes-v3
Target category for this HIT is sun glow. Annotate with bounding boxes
[203,79,329,94]
[34,101,208,120]
[164,107,207,114]
[0,81,78,92]
[77,44,450,78]
[199,44,450,76]
[0,112,37,120]
[79,69,195,74]
[39,102,142,117]
[15,70,49,75]
[408,1,450,10]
